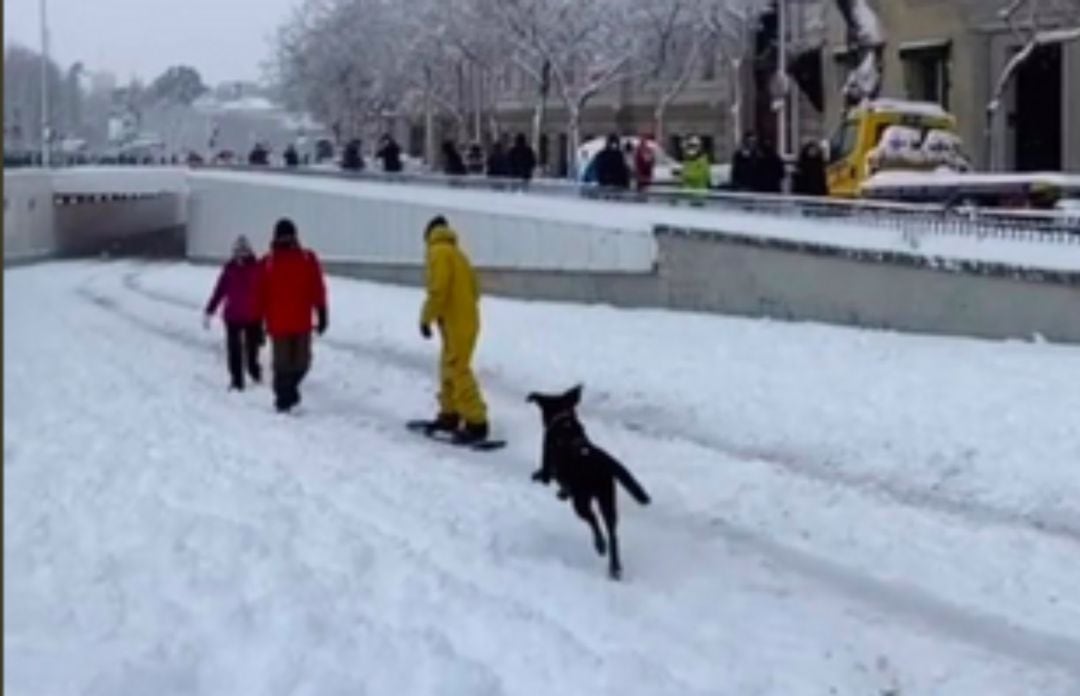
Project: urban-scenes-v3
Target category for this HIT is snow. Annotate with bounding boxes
[5,260,1080,695]
[862,169,1080,191]
[861,98,951,119]
[852,0,884,45]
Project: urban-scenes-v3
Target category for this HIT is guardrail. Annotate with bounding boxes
[190,163,1080,244]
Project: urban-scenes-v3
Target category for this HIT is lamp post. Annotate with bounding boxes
[39,0,51,168]
[775,0,788,159]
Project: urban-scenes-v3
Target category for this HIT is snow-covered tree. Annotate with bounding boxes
[638,0,706,145]
[148,65,208,106]
[491,0,651,171]
[833,0,886,106]
[269,0,405,144]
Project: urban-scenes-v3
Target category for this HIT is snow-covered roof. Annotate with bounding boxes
[898,38,951,53]
[861,169,1080,192]
[860,98,951,118]
[220,96,276,112]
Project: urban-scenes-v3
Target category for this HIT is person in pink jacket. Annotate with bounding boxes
[204,235,264,390]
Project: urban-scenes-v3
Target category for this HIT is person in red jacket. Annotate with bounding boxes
[633,134,656,192]
[204,235,264,390]
[257,218,328,412]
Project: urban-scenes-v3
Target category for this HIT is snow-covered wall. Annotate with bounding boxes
[3,171,56,263]
[185,171,658,272]
[3,168,189,263]
[50,167,188,197]
[183,170,1080,342]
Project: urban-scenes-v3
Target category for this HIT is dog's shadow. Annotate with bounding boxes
[495,520,604,572]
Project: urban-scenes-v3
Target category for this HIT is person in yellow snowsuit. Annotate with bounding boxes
[680,135,712,194]
[419,215,489,443]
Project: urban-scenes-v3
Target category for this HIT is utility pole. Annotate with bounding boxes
[39,0,51,167]
[775,0,788,159]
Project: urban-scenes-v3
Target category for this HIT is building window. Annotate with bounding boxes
[701,36,718,82]
[900,40,951,109]
[669,135,684,161]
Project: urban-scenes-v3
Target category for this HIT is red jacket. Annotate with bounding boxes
[634,143,655,187]
[257,244,327,337]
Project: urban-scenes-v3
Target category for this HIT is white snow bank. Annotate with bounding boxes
[5,261,1080,695]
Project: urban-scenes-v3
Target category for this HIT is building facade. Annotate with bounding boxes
[396,0,1079,174]
[822,0,1080,171]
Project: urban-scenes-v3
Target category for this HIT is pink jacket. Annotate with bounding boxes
[206,258,262,324]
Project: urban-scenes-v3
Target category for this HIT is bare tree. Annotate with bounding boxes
[494,0,649,173]
[700,0,768,148]
[984,0,1080,168]
[639,0,705,145]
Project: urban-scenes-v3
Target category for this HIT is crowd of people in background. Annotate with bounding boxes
[15,124,830,199]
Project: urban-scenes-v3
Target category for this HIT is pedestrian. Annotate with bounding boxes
[342,139,365,171]
[594,134,631,190]
[486,135,510,178]
[204,235,264,391]
[623,140,637,189]
[633,134,656,192]
[466,142,485,175]
[680,136,711,192]
[443,141,467,176]
[257,218,328,413]
[506,133,537,183]
[248,143,269,166]
[793,140,828,197]
[758,138,785,194]
[377,134,403,173]
[730,131,760,192]
[417,215,490,444]
[283,144,300,168]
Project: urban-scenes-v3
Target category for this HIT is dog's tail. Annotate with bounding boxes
[610,461,650,505]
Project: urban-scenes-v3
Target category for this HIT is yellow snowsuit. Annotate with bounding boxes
[420,224,488,425]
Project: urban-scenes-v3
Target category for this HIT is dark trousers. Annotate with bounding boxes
[271,334,312,411]
[226,322,263,389]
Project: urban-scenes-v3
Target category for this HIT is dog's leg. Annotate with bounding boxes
[598,486,621,580]
[572,496,606,557]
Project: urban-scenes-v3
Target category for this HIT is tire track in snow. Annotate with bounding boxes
[120,264,1080,547]
[72,263,1080,680]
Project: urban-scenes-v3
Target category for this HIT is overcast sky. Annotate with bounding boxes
[3,0,301,85]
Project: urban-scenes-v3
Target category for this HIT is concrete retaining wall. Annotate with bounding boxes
[3,171,56,263]
[186,170,657,272]
[255,229,1080,344]
[655,230,1080,343]
[3,168,188,263]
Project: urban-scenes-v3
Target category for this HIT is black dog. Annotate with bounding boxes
[527,384,650,580]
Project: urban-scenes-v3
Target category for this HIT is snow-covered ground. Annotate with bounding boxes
[5,260,1080,695]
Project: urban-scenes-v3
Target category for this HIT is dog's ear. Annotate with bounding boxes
[526,392,539,404]
[567,383,583,405]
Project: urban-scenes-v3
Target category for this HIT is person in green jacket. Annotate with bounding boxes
[680,136,711,192]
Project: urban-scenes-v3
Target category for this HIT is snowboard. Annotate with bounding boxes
[405,420,507,451]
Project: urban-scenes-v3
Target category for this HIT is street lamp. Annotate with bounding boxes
[775,0,788,160]
[39,0,51,168]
